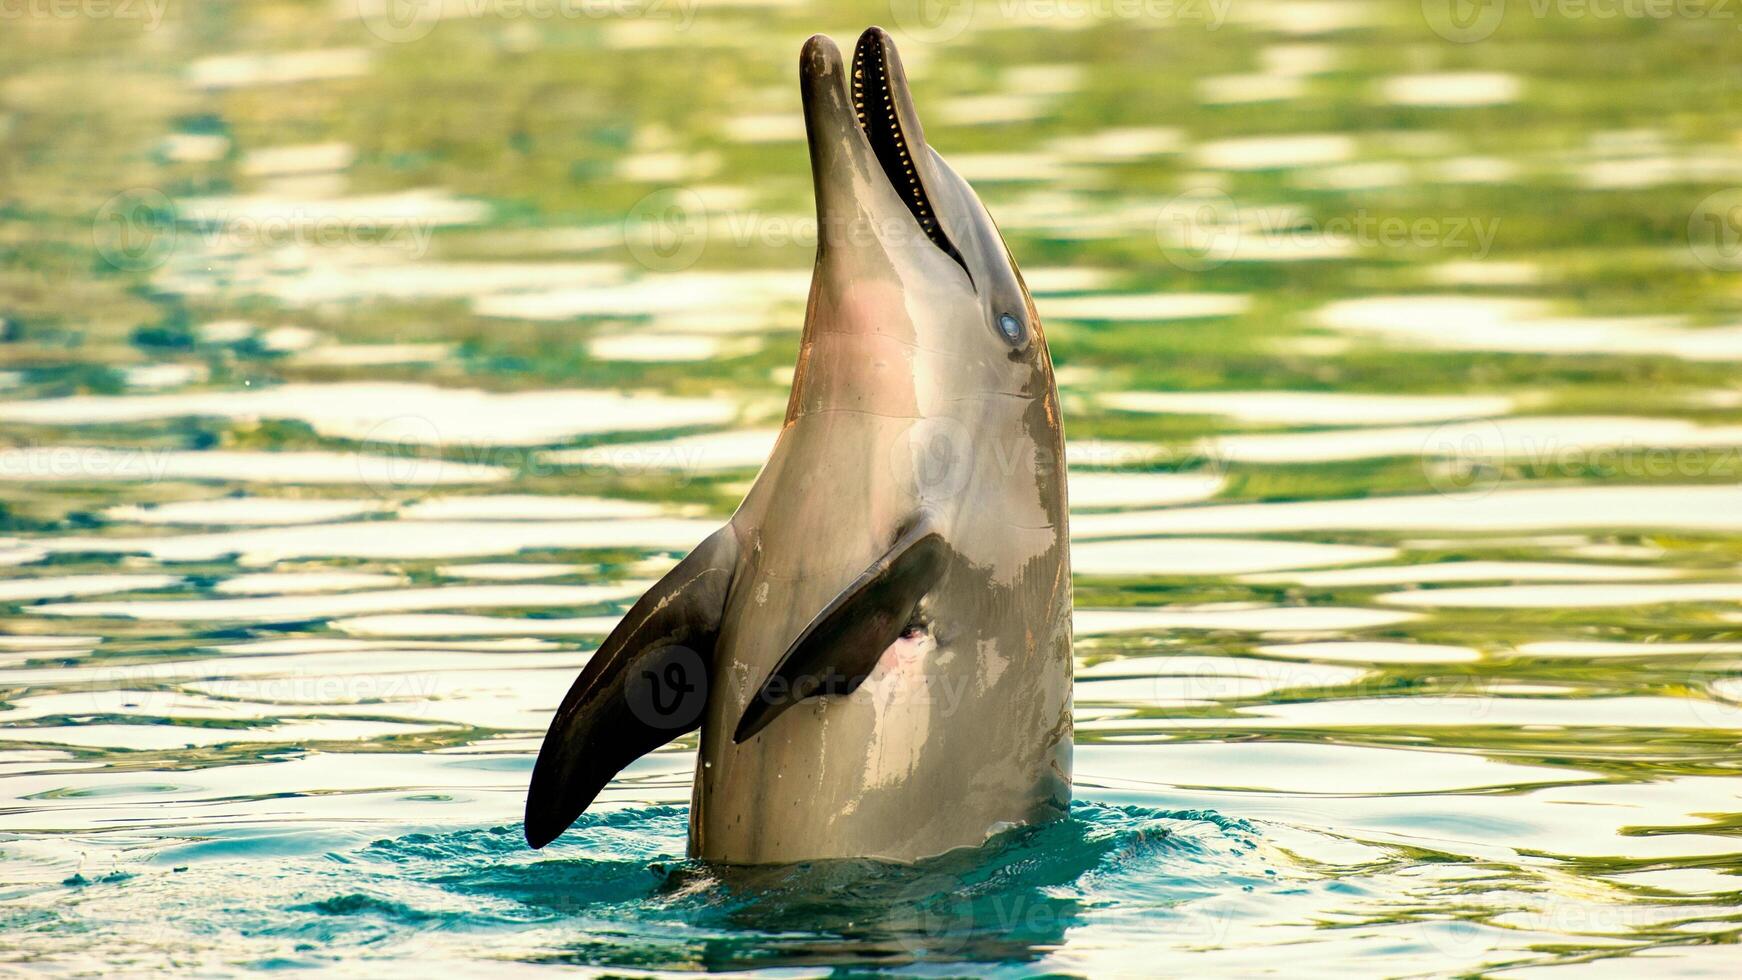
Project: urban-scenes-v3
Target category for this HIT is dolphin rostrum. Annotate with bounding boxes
[526,26,1072,864]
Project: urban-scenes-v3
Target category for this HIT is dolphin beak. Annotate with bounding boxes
[798,31,865,250]
[800,28,969,276]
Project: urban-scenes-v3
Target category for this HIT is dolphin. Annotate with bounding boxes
[526,26,1072,864]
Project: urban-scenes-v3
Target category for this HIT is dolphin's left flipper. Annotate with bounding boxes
[525,525,739,848]
[734,518,947,742]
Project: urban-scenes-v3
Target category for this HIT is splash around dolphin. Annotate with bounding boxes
[526,27,1072,864]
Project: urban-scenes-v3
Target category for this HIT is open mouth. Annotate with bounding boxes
[851,31,969,276]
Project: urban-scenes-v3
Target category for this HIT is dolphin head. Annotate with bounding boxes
[794,28,1054,402]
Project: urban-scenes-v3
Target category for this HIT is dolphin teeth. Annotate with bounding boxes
[849,29,969,277]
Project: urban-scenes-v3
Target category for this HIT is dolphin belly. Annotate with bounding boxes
[692,619,1072,863]
[691,407,1072,864]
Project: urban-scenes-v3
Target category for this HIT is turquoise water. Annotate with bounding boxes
[24,804,1275,974]
[4,0,1742,975]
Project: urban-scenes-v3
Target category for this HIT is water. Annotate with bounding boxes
[3,2,1741,975]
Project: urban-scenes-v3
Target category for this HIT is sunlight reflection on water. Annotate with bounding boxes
[2,0,1740,975]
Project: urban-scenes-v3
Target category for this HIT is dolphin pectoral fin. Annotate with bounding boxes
[733,519,948,743]
[524,525,738,849]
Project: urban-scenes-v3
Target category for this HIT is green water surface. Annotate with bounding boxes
[1,1,1740,975]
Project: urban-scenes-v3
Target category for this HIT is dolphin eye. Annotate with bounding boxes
[997,312,1025,344]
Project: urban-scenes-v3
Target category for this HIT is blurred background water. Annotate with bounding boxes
[2,0,1741,975]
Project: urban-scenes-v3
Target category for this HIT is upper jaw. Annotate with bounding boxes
[799,28,969,278]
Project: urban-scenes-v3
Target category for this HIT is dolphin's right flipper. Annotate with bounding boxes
[524,525,739,848]
[734,518,948,743]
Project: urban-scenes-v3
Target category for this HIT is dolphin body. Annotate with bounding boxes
[526,27,1072,864]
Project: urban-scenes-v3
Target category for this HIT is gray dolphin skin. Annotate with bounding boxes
[525,26,1072,864]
